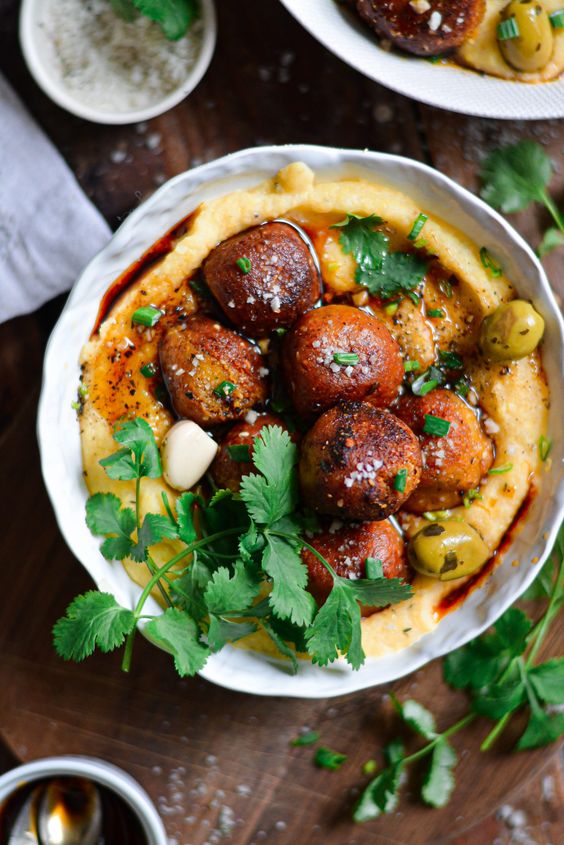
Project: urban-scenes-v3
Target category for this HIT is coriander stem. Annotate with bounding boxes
[541,190,564,234]
[401,713,476,766]
[526,556,563,667]
[480,711,512,752]
[122,628,135,673]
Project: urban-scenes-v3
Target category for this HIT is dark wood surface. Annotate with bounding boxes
[0,2,563,844]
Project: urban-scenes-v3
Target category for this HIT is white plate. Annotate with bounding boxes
[279,0,564,120]
[38,145,564,698]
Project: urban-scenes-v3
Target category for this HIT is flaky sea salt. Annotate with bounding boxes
[42,0,203,113]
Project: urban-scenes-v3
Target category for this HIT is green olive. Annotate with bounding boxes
[408,520,490,582]
[498,1,554,73]
[479,300,545,362]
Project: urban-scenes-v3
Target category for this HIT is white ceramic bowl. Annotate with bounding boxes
[279,0,564,120]
[19,0,216,125]
[0,756,167,845]
[38,145,564,698]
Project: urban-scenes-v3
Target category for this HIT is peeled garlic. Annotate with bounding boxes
[161,420,218,491]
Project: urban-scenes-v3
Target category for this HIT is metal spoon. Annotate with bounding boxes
[36,779,102,845]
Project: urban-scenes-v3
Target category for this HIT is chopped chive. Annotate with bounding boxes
[236,257,252,274]
[423,510,451,521]
[227,444,252,462]
[365,557,383,579]
[333,352,359,366]
[454,377,470,398]
[362,760,378,775]
[131,306,163,327]
[427,308,445,319]
[314,747,347,771]
[213,380,237,398]
[384,300,400,316]
[539,435,552,462]
[407,290,420,305]
[463,488,483,508]
[393,469,408,492]
[291,730,320,747]
[414,237,428,250]
[425,54,444,64]
[404,360,420,373]
[497,17,520,40]
[550,10,564,28]
[408,213,428,241]
[415,379,438,396]
[439,350,463,369]
[140,362,157,377]
[439,278,453,298]
[71,400,81,411]
[423,414,451,437]
[480,247,502,278]
[488,463,513,475]
[275,327,288,337]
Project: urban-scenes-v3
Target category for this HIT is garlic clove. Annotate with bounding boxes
[161,420,218,491]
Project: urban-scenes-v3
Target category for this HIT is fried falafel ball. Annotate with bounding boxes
[299,401,422,520]
[281,304,404,416]
[159,315,268,426]
[202,222,321,336]
[354,0,485,57]
[210,412,295,492]
[302,519,409,616]
[395,388,494,513]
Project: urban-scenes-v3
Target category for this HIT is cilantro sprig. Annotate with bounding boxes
[331,213,427,300]
[109,0,198,40]
[353,532,564,821]
[480,140,564,259]
[54,421,412,676]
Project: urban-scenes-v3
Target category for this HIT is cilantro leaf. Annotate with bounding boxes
[240,426,298,525]
[538,227,564,258]
[204,561,261,615]
[358,251,427,300]
[260,619,299,675]
[353,764,403,822]
[176,492,202,545]
[421,739,457,808]
[314,747,347,771]
[170,553,211,620]
[305,580,364,670]
[262,536,315,626]
[101,418,161,480]
[53,592,135,661]
[331,213,386,270]
[342,575,413,608]
[393,697,437,740]
[85,493,135,560]
[132,0,197,40]
[384,738,404,766]
[480,140,553,214]
[516,709,564,751]
[490,608,532,653]
[207,617,257,652]
[130,513,178,562]
[528,659,564,704]
[145,608,209,676]
[473,679,526,720]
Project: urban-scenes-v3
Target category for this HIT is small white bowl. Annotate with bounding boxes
[19,0,217,125]
[37,145,564,698]
[0,756,167,845]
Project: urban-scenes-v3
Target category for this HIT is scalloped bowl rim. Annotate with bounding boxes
[38,144,564,698]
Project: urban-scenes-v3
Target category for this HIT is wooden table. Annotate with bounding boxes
[0,2,562,843]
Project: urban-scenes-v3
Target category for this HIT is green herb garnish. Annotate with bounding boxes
[314,747,347,771]
[539,435,552,462]
[408,213,428,241]
[214,380,237,398]
[497,17,520,40]
[131,306,163,327]
[423,414,451,437]
[411,366,444,397]
[488,463,513,475]
[110,0,198,40]
[352,537,564,820]
[439,351,463,370]
[479,247,503,278]
[333,352,359,367]
[550,9,564,28]
[331,214,427,300]
[427,308,445,319]
[54,423,413,677]
[393,469,408,493]
[480,141,564,258]
[463,488,483,508]
[404,360,420,373]
[140,362,157,377]
[227,444,252,462]
[236,256,252,274]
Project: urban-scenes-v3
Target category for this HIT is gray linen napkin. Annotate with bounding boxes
[0,74,111,323]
